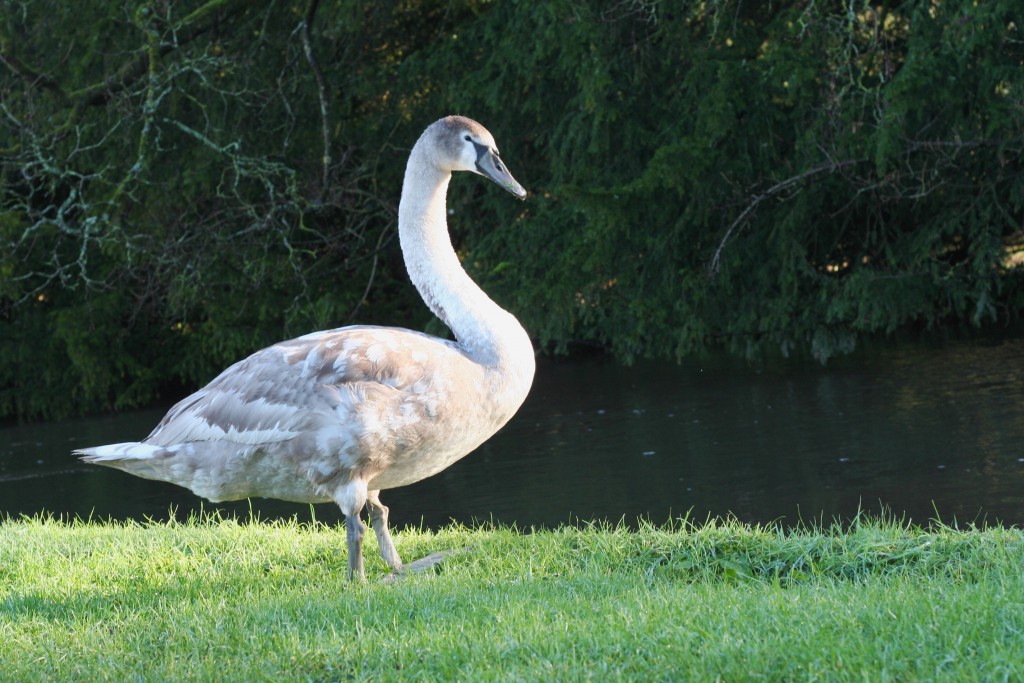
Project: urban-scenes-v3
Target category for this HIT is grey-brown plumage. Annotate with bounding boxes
[75,116,534,580]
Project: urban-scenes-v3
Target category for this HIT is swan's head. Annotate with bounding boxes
[430,116,527,200]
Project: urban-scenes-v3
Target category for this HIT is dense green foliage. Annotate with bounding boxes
[2,1,1022,418]
[2,515,1023,680]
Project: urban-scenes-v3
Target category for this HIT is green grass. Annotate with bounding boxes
[1,513,1022,681]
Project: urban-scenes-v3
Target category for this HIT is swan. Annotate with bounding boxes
[75,116,535,581]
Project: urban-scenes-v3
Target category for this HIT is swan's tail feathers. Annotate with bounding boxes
[75,442,164,464]
[75,441,181,485]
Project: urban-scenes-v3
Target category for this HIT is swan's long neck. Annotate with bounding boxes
[398,144,533,379]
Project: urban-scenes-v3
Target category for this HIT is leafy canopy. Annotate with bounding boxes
[1,0,1021,418]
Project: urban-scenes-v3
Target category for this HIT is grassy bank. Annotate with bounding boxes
[1,514,1022,681]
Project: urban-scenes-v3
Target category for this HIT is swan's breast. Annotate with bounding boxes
[281,326,526,490]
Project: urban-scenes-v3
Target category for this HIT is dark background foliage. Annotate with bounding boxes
[2,0,1022,419]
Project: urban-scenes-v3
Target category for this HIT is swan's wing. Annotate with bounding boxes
[144,326,467,449]
[275,325,464,391]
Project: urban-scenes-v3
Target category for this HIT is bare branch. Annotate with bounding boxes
[299,0,331,201]
[61,0,249,130]
[0,42,70,104]
[709,159,861,276]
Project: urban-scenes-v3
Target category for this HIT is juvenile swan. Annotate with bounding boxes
[76,116,534,580]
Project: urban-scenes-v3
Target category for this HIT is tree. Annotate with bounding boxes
[2,0,1022,420]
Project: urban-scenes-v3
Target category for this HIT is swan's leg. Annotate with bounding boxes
[345,514,367,581]
[367,490,403,571]
[334,479,369,581]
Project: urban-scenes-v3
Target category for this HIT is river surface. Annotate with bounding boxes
[2,336,1023,529]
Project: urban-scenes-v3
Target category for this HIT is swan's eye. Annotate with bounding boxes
[464,135,472,142]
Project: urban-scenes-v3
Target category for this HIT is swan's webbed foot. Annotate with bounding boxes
[363,490,472,582]
[380,546,472,583]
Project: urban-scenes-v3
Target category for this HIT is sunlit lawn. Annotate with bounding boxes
[2,514,1022,681]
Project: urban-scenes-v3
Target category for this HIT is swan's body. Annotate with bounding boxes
[76,116,534,580]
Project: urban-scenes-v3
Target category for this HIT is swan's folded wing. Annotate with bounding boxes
[144,325,470,449]
[145,381,310,447]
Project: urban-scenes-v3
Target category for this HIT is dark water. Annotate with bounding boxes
[2,337,1023,529]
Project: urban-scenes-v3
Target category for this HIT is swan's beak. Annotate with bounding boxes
[474,145,527,200]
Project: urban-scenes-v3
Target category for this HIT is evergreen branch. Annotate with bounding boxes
[342,225,390,326]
